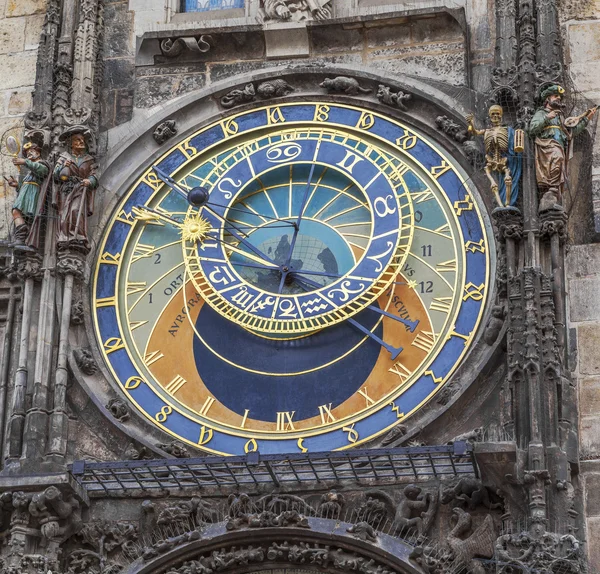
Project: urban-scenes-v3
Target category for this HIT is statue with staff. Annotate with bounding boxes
[53,126,98,251]
[528,84,597,211]
[466,104,524,209]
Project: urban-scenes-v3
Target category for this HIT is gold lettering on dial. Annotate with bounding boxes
[314,104,330,122]
[463,283,485,301]
[100,252,121,265]
[245,438,258,453]
[267,106,286,125]
[358,387,375,406]
[356,112,375,130]
[155,406,173,423]
[436,259,457,273]
[343,424,359,443]
[199,396,216,416]
[240,409,250,429]
[125,376,144,390]
[336,151,363,174]
[430,297,452,314]
[144,350,164,366]
[276,411,296,431]
[198,425,213,446]
[411,331,436,353]
[396,129,418,150]
[297,438,308,453]
[96,296,116,308]
[389,401,405,419]
[389,360,412,384]
[431,160,452,179]
[165,375,187,395]
[465,239,486,253]
[453,196,475,215]
[104,337,125,354]
[318,403,336,424]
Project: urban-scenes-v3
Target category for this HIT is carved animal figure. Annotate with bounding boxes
[441,478,503,511]
[446,508,495,574]
[377,85,411,111]
[257,79,294,98]
[392,485,437,535]
[320,77,371,96]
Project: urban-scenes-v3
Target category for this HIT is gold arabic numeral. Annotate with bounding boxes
[165,374,187,396]
[297,438,308,453]
[465,239,486,253]
[412,331,436,353]
[155,405,173,423]
[198,396,216,416]
[143,170,162,191]
[198,425,214,446]
[430,297,453,314]
[222,118,239,137]
[240,409,250,429]
[318,403,336,424]
[356,112,375,130]
[130,320,148,331]
[453,196,475,216]
[100,252,121,265]
[267,106,286,125]
[389,401,405,419]
[343,424,359,444]
[463,282,485,302]
[132,243,156,263]
[314,104,330,122]
[276,411,296,432]
[127,281,147,296]
[336,150,364,174]
[144,350,164,366]
[357,387,375,407]
[431,160,452,179]
[436,259,457,273]
[425,370,443,384]
[104,337,125,354]
[125,376,144,390]
[244,438,258,454]
[96,296,116,308]
[447,329,471,345]
[396,129,418,150]
[389,360,412,383]
[177,140,198,158]
[115,209,134,226]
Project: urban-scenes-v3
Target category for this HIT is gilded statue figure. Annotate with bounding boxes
[261,0,331,22]
[528,84,597,210]
[7,142,51,247]
[466,105,523,209]
[53,127,98,251]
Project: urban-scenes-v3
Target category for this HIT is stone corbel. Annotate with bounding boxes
[160,35,215,58]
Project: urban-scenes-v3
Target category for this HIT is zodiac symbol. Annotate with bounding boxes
[266,143,302,163]
[327,281,365,302]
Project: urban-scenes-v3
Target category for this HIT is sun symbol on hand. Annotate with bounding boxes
[181,213,212,243]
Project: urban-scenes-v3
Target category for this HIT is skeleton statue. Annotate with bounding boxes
[261,0,331,22]
[466,105,523,209]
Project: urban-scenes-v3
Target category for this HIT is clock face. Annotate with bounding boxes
[93,102,491,455]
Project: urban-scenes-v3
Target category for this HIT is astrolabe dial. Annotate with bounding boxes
[92,102,490,455]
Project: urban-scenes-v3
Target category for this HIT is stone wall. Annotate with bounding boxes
[0,0,46,239]
[567,244,600,571]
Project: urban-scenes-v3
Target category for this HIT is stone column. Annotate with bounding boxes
[5,253,42,463]
[46,250,86,463]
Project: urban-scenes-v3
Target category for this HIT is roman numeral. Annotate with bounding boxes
[389,361,412,384]
[96,296,116,308]
[412,331,436,353]
[165,375,186,395]
[132,244,156,263]
[358,387,375,406]
[130,321,148,331]
[431,160,452,179]
[199,396,216,416]
[411,189,434,203]
[276,411,296,431]
[430,297,452,313]
[127,281,146,296]
[436,259,457,273]
[144,350,164,366]
[318,403,336,424]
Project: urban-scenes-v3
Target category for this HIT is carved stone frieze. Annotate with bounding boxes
[484,304,507,346]
[153,119,178,145]
[259,0,332,23]
[70,301,85,326]
[157,440,190,458]
[316,491,344,519]
[435,115,469,143]
[56,249,87,278]
[441,477,503,511]
[492,206,524,242]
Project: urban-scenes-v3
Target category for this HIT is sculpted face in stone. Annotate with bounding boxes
[71,133,86,155]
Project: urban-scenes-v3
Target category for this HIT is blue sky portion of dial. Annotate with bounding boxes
[93,102,491,455]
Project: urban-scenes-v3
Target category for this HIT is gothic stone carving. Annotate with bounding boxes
[436,115,468,143]
[157,440,190,458]
[441,478,503,511]
[153,119,178,145]
[160,35,213,58]
[260,0,332,22]
[70,300,84,325]
[73,348,97,375]
[377,85,412,111]
[320,77,371,96]
[446,508,495,574]
[220,80,294,109]
[106,398,130,422]
[316,491,344,519]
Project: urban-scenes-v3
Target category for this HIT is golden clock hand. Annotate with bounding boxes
[207,236,279,269]
[132,205,183,227]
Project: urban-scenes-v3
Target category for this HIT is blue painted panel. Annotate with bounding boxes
[183,0,244,12]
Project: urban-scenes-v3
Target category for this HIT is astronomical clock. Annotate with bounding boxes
[92,102,491,456]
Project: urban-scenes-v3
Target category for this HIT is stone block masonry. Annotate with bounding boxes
[0,0,46,239]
